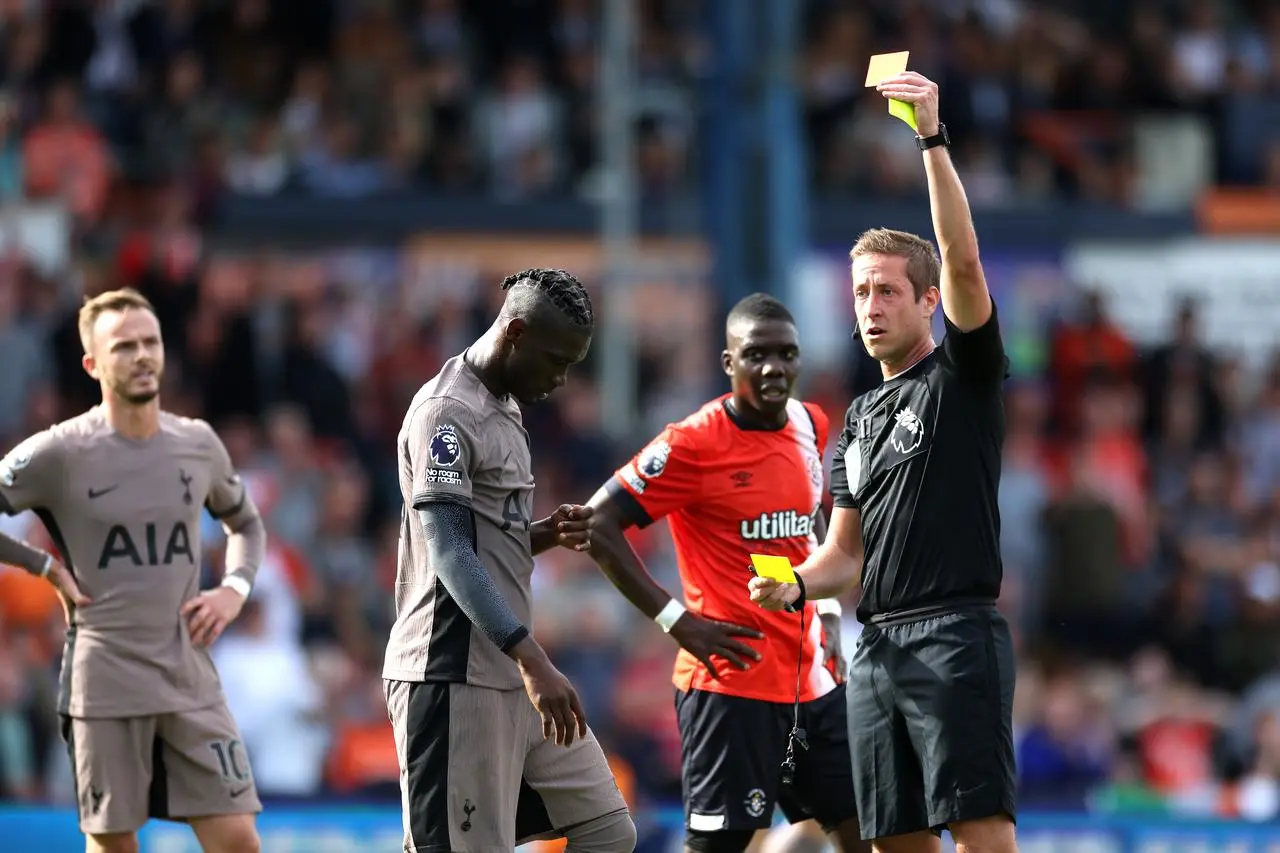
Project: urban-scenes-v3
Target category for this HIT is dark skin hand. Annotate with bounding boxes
[509,635,589,746]
[531,504,593,555]
[585,494,764,677]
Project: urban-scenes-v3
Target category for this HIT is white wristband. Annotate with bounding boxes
[654,598,686,633]
[815,598,842,617]
[221,573,252,599]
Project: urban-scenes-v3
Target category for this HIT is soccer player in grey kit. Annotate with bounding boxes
[385,268,636,853]
[0,288,266,853]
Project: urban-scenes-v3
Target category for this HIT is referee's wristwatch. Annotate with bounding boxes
[915,123,950,151]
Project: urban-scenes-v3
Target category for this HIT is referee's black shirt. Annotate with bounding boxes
[830,302,1008,623]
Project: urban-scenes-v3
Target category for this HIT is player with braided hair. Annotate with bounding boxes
[500,267,595,328]
[385,268,634,853]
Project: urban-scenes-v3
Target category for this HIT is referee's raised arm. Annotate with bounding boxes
[877,71,991,333]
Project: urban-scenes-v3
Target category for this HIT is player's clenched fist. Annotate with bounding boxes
[748,576,802,611]
[546,503,593,552]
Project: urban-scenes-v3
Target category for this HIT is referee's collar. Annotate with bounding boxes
[881,344,938,384]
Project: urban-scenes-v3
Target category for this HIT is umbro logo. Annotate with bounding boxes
[87,485,119,499]
[730,471,753,488]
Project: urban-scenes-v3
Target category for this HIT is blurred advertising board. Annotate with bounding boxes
[1064,238,1280,369]
[790,247,1070,377]
[6,805,1280,853]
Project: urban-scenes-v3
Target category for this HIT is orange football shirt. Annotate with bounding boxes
[608,396,838,703]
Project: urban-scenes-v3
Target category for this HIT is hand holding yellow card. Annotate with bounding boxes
[750,554,798,584]
[865,51,918,131]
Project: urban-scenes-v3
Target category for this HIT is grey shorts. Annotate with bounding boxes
[385,679,630,853]
[62,700,261,835]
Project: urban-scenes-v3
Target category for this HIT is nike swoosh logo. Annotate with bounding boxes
[87,486,119,499]
[230,785,251,798]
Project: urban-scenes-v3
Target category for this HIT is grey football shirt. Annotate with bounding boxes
[0,407,248,717]
[383,354,536,690]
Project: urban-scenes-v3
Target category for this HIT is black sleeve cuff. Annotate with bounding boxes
[603,477,653,528]
[412,493,474,511]
[789,574,808,612]
[500,625,530,654]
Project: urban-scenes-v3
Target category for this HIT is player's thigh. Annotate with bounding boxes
[894,609,1017,830]
[520,708,629,843]
[675,687,791,833]
[63,715,156,836]
[387,679,525,853]
[155,701,263,821]
[780,684,858,831]
[846,630,929,842]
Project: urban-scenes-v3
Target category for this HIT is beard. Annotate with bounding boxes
[110,374,161,405]
[121,388,159,405]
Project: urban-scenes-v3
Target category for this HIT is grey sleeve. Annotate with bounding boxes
[220,496,267,595]
[417,502,529,653]
[0,530,51,575]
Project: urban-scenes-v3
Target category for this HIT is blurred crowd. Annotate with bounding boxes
[0,0,1273,219]
[0,0,1278,831]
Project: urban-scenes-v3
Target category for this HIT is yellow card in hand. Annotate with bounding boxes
[865,51,917,131]
[750,554,798,584]
[888,98,918,131]
[864,51,909,86]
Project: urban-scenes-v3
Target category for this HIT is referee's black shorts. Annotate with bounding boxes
[847,605,1017,841]
[676,684,857,833]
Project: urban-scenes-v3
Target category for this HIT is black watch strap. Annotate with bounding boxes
[916,123,950,150]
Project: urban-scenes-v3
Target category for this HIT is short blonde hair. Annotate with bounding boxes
[78,288,156,353]
[849,228,940,300]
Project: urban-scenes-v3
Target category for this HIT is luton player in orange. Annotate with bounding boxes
[585,294,869,853]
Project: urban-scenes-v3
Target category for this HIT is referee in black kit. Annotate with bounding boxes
[750,71,1017,853]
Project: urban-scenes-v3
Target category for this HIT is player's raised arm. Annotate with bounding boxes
[585,429,764,678]
[0,431,89,606]
[877,72,990,332]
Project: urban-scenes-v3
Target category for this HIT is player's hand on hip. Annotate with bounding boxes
[669,612,764,679]
[876,71,941,136]
[44,558,91,609]
[748,576,801,611]
[550,503,594,551]
[514,640,588,747]
[181,587,246,647]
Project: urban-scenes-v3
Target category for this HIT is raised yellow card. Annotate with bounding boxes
[888,98,918,131]
[750,554,798,584]
[866,51,918,130]
[864,51,909,86]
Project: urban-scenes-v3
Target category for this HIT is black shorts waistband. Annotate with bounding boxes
[865,598,997,628]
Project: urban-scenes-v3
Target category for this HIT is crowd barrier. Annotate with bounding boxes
[3,803,1280,852]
